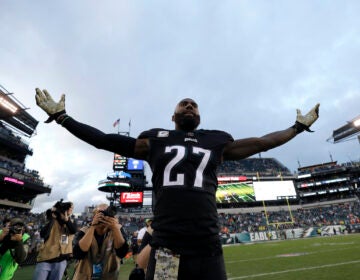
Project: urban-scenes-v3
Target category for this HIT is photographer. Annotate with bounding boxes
[72,203,129,280]
[0,217,30,280]
[33,200,76,280]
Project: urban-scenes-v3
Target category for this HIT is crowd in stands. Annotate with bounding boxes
[0,155,24,171]
[218,200,360,233]
[297,160,360,175]
[0,157,48,191]
[217,158,360,177]
[298,188,357,204]
[217,158,292,176]
[0,122,31,151]
[0,122,46,188]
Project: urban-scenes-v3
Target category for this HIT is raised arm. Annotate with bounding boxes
[223,103,320,160]
[35,88,149,159]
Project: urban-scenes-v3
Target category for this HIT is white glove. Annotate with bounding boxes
[35,88,66,123]
[294,103,320,132]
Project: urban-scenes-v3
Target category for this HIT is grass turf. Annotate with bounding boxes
[14,233,360,280]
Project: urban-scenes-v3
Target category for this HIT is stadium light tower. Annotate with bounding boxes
[0,97,17,113]
[327,115,360,143]
[0,85,20,114]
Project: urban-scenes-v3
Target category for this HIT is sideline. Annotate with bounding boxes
[227,260,360,279]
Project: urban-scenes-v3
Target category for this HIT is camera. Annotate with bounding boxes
[53,199,73,218]
[100,206,117,218]
[8,218,25,235]
[9,225,24,235]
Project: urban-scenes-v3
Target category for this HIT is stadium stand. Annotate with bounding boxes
[217,157,293,177]
[296,161,360,204]
[1,85,359,267]
[109,158,359,246]
[0,85,51,211]
[0,155,358,266]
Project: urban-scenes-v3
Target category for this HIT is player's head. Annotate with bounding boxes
[172,98,200,131]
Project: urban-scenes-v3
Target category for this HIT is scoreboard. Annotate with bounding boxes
[113,153,127,171]
[99,152,146,208]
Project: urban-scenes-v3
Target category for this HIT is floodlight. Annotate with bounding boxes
[328,115,360,143]
[0,97,18,113]
[354,118,360,127]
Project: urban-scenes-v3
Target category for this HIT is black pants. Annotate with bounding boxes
[145,248,227,280]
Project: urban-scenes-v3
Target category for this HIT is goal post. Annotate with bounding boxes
[257,172,296,229]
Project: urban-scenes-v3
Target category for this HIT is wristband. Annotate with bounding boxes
[45,110,67,124]
[291,121,314,134]
[60,115,71,126]
[55,112,69,125]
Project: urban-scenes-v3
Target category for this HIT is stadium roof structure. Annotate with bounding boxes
[327,115,360,144]
[0,85,38,137]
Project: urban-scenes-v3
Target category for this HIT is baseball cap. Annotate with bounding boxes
[145,218,153,223]
[10,218,25,227]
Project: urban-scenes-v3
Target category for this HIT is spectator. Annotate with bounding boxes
[136,218,152,248]
[130,231,139,264]
[0,217,30,280]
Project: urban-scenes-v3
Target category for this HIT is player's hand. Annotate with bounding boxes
[35,88,66,123]
[296,103,320,132]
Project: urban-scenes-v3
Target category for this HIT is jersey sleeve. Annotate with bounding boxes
[62,117,136,157]
[202,129,234,145]
[220,130,234,143]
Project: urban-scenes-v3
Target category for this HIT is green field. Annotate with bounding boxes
[15,234,360,280]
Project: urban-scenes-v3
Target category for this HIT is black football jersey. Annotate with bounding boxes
[138,128,233,254]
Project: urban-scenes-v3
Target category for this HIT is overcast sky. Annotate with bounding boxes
[1,1,359,214]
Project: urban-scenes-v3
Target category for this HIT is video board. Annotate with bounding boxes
[216,181,255,203]
[127,158,144,171]
[252,180,297,201]
[120,191,144,208]
[113,153,127,171]
[216,177,297,204]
